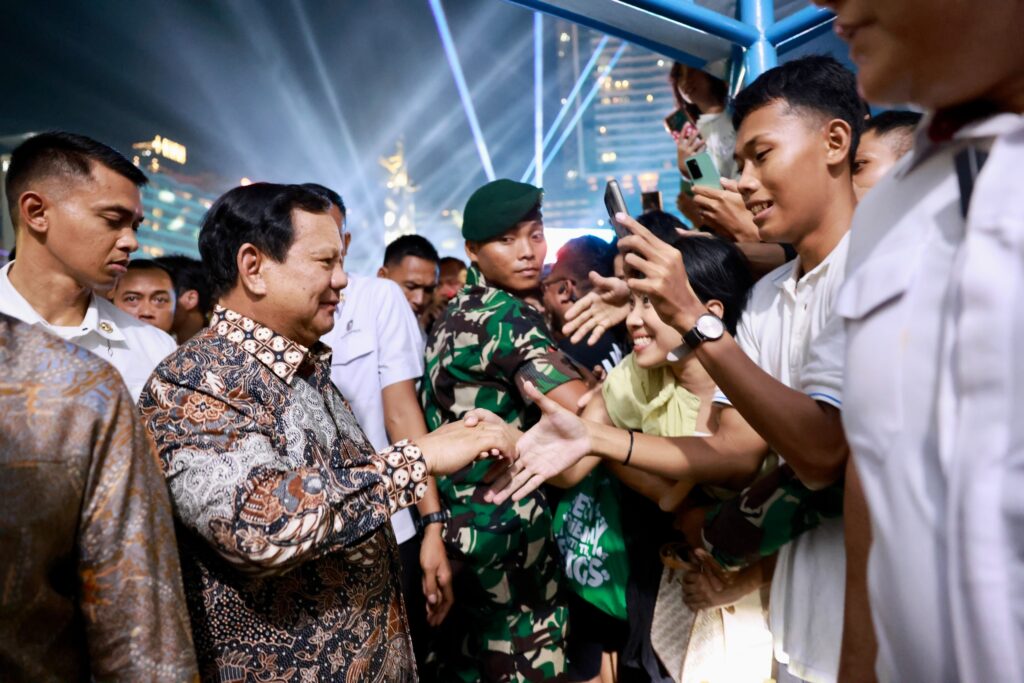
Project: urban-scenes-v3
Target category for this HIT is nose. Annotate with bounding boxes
[625,303,642,330]
[137,301,155,320]
[737,163,759,199]
[119,228,139,254]
[332,262,348,292]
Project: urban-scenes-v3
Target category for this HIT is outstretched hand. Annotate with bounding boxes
[616,212,707,334]
[417,412,521,476]
[485,382,592,504]
[562,271,630,346]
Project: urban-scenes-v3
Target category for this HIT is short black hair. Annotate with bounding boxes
[555,235,616,281]
[383,234,440,268]
[865,110,922,157]
[5,131,148,228]
[439,256,467,272]
[198,183,330,300]
[635,210,687,244]
[732,55,866,168]
[300,182,346,215]
[125,258,171,277]
[156,254,214,315]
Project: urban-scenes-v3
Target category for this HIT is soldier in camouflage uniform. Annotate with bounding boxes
[421,179,588,682]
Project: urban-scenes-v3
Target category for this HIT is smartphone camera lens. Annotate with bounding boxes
[686,159,703,180]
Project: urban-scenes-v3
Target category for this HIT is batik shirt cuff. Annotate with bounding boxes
[373,439,429,515]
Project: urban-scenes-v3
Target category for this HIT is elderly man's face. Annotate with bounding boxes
[259,209,347,347]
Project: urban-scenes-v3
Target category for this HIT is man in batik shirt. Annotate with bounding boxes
[139,183,517,682]
[422,179,588,682]
[0,313,197,682]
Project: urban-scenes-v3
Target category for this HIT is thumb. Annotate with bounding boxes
[589,270,616,290]
[720,178,739,193]
[523,381,561,417]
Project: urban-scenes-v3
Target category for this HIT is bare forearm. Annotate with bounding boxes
[839,457,879,682]
[694,334,847,488]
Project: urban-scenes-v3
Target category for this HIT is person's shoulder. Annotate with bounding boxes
[95,297,177,353]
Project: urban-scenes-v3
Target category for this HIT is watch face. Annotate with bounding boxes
[696,314,725,339]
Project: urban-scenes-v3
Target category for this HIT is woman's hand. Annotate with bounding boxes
[485,382,592,504]
[561,272,631,346]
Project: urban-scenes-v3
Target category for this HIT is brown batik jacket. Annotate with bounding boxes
[0,313,198,682]
[139,306,428,682]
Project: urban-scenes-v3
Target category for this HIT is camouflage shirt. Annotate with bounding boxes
[421,265,582,682]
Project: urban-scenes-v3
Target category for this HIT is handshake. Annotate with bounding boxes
[416,382,595,503]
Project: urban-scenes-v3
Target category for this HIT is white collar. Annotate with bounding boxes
[0,261,126,342]
[899,112,1024,179]
[774,232,850,293]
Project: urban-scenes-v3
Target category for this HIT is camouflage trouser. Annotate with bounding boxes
[701,463,844,569]
[437,469,568,683]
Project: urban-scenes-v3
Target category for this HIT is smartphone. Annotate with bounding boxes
[683,151,721,192]
[641,190,663,213]
[663,109,688,135]
[604,180,630,239]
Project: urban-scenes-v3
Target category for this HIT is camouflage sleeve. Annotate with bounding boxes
[701,463,844,568]
[488,302,582,396]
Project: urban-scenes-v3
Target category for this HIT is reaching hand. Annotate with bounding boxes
[692,180,760,243]
[562,272,630,346]
[417,416,521,476]
[616,213,708,334]
[485,382,592,504]
[420,528,454,626]
[681,548,755,611]
[676,128,706,178]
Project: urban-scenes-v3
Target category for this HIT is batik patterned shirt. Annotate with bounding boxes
[0,313,197,682]
[139,306,428,682]
[421,266,581,682]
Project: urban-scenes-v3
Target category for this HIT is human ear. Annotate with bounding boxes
[706,299,725,319]
[236,243,267,296]
[18,191,48,236]
[179,289,200,311]
[464,241,479,265]
[825,118,854,171]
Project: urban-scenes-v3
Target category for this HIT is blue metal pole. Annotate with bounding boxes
[521,35,609,183]
[542,42,628,174]
[622,0,759,46]
[766,6,835,46]
[428,0,496,181]
[739,0,777,84]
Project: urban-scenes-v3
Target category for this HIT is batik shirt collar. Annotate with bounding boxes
[211,305,332,384]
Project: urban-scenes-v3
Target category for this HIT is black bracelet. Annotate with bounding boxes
[418,510,449,533]
[624,430,635,466]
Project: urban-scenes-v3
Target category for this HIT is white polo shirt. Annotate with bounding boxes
[0,261,177,401]
[715,233,849,683]
[838,113,1024,683]
[323,273,426,544]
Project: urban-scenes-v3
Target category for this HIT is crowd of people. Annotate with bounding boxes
[2,0,1023,681]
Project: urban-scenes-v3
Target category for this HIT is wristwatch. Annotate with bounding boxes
[683,313,726,349]
[417,510,449,533]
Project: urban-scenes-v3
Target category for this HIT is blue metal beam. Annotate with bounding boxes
[776,16,837,54]
[428,0,496,181]
[766,6,835,46]
[624,0,759,46]
[739,0,777,84]
[501,0,707,68]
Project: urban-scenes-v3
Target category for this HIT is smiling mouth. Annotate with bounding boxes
[632,335,652,349]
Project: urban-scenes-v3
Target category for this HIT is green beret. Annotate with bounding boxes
[462,179,543,241]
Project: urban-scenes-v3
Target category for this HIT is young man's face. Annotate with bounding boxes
[257,209,347,347]
[113,267,176,333]
[815,0,1024,109]
[735,101,848,244]
[379,256,438,316]
[853,129,904,199]
[25,163,144,292]
[467,220,546,295]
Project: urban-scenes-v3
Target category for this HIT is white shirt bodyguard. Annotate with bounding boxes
[714,234,849,683]
[323,273,426,544]
[0,261,177,401]
[838,113,1024,683]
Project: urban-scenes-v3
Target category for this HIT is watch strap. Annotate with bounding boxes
[418,510,449,531]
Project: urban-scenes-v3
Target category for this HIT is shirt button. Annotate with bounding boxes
[99,322,113,333]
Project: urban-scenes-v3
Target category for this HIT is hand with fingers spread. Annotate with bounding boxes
[561,271,630,346]
[615,212,709,334]
[416,413,521,476]
[485,382,592,505]
[692,179,760,243]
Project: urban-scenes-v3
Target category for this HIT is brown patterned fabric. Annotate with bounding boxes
[139,306,427,682]
[0,313,198,682]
